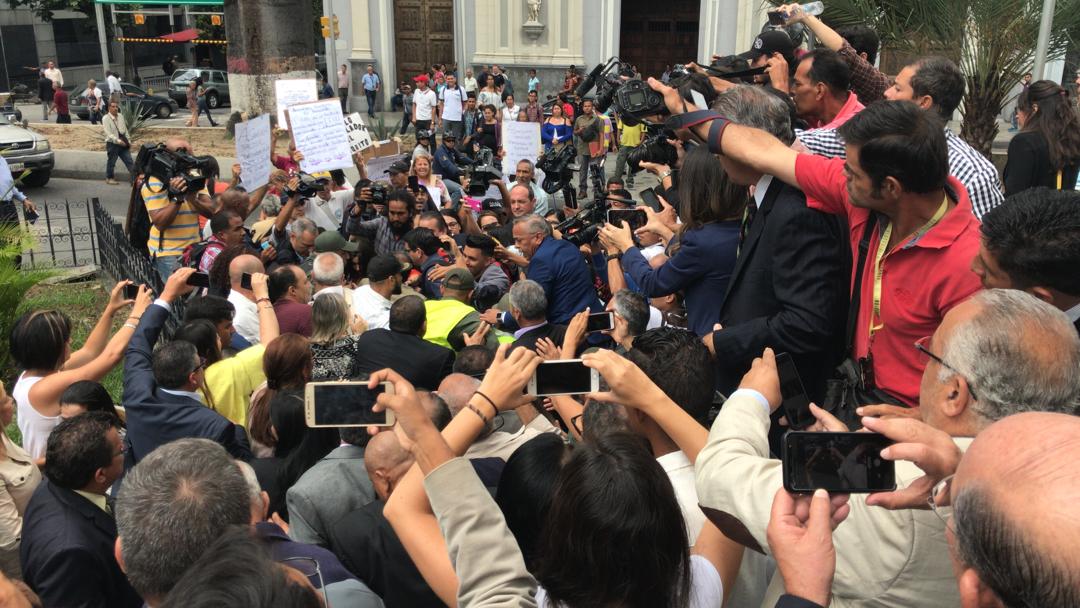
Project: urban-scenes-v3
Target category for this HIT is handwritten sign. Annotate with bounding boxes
[502,121,542,175]
[344,113,374,153]
[286,99,353,174]
[274,78,317,125]
[234,113,272,190]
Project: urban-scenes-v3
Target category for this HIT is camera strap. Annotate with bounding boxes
[664,111,731,155]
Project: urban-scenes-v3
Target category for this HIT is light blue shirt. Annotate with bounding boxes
[0,156,27,203]
[528,77,540,92]
[362,73,380,92]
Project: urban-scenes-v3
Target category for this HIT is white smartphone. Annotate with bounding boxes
[304,380,396,427]
[585,311,615,333]
[528,360,600,397]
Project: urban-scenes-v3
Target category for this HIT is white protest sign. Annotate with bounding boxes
[286,99,353,173]
[344,113,374,153]
[501,121,542,175]
[275,78,318,126]
[234,113,272,190]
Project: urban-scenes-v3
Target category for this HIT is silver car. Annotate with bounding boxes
[0,113,53,187]
[169,68,230,109]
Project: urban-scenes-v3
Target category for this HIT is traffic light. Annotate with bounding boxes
[320,15,331,39]
[134,13,145,24]
[210,14,221,25]
[332,15,340,39]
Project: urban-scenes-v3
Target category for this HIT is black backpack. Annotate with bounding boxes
[124,176,153,255]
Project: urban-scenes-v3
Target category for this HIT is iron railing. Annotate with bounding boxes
[19,198,99,270]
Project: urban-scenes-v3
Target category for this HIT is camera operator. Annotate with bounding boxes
[432,132,472,203]
[598,146,745,338]
[268,177,319,271]
[140,137,217,280]
[573,99,604,199]
[346,188,418,256]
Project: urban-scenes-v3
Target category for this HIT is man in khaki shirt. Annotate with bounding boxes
[696,289,1080,607]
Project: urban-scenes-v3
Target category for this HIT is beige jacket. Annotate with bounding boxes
[425,457,538,608]
[695,392,971,607]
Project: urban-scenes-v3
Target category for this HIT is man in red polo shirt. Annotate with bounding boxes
[650,83,981,409]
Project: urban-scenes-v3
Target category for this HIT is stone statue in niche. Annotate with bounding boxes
[526,0,542,24]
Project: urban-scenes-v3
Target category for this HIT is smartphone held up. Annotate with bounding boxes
[528,360,600,397]
[782,431,896,493]
[304,381,396,428]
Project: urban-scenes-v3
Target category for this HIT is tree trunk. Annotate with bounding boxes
[960,73,1009,160]
[224,0,315,118]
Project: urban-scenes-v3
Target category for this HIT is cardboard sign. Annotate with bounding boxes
[344,113,374,154]
[502,121,542,175]
[234,113,272,190]
[285,99,353,173]
[275,78,318,126]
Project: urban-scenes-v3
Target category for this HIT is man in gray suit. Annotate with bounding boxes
[286,427,376,546]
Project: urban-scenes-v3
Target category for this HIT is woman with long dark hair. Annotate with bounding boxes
[598,145,746,336]
[248,334,312,457]
[541,103,572,151]
[1004,79,1080,195]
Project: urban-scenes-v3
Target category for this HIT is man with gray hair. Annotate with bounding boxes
[696,288,1080,607]
[270,216,318,272]
[506,278,565,352]
[311,251,356,311]
[437,372,557,460]
[606,289,650,352]
[702,84,849,413]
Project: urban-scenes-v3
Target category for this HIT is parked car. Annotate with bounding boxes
[169,68,230,109]
[70,83,178,120]
[1,92,24,123]
[0,113,54,187]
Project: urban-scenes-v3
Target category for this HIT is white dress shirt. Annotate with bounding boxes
[228,289,261,345]
[353,284,392,330]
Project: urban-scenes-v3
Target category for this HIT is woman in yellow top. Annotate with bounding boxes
[0,380,42,579]
[172,273,280,425]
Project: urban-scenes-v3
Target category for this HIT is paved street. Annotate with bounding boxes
[15,102,225,128]
[22,176,133,221]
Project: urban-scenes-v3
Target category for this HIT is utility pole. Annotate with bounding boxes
[1032,0,1057,79]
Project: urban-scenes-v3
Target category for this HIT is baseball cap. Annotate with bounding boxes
[443,267,475,291]
[413,74,430,84]
[368,255,410,282]
[315,230,359,253]
[740,30,795,61]
[385,159,411,175]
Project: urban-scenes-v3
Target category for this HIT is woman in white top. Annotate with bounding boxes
[9,282,151,460]
[500,94,520,123]
[412,153,451,207]
[477,75,503,113]
[0,380,41,579]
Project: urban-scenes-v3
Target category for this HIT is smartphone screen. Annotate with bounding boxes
[776,353,812,430]
[585,311,615,333]
[307,382,391,426]
[408,175,420,193]
[123,283,140,300]
[783,432,896,493]
[639,189,662,213]
[240,273,253,291]
[532,360,596,396]
[607,209,647,232]
[186,272,211,288]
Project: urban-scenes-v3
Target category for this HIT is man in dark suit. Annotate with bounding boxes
[974,187,1080,336]
[488,214,602,328]
[704,86,849,404]
[20,413,143,608]
[121,267,252,466]
[354,295,456,390]
[508,279,567,352]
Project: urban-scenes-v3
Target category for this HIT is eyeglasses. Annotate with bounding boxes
[281,557,329,606]
[928,474,955,530]
[913,337,979,402]
[190,357,207,375]
[571,414,584,436]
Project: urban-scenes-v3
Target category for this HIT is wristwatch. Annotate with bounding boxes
[606,251,623,262]
[657,170,673,183]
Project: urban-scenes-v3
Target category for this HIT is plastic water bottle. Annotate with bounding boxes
[800,2,824,17]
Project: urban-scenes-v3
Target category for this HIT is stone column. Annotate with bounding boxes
[224,0,316,117]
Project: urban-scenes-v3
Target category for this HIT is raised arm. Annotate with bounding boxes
[250,273,279,345]
[63,281,134,370]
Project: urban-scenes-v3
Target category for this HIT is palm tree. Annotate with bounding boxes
[805,0,1080,155]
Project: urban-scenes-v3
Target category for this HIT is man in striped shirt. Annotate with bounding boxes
[141,138,216,280]
[798,57,1003,220]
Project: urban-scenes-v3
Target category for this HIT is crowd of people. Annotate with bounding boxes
[4,5,1080,608]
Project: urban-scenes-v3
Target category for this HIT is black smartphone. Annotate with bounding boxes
[782,432,896,493]
[240,272,253,290]
[408,175,420,193]
[607,208,647,232]
[186,272,211,288]
[639,189,662,213]
[585,311,615,333]
[123,283,140,300]
[304,381,395,427]
[529,360,600,397]
[776,352,813,430]
[767,9,785,25]
[23,206,39,225]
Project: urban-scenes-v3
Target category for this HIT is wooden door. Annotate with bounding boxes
[619,0,700,79]
[394,0,455,87]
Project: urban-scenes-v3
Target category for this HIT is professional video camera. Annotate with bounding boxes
[135,143,217,197]
[627,126,679,173]
[536,143,578,195]
[465,147,503,196]
[573,57,668,127]
[554,170,610,247]
[284,172,330,198]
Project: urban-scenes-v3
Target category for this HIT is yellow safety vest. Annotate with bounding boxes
[424,299,476,349]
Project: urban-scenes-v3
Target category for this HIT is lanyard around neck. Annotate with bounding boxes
[869,197,949,338]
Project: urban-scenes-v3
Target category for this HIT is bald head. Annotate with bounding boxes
[364,431,414,500]
[229,255,264,289]
[165,137,193,154]
[952,412,1080,608]
[437,373,481,417]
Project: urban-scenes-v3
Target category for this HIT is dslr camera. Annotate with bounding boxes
[626,126,679,173]
[369,183,389,205]
[135,143,216,197]
[285,172,330,198]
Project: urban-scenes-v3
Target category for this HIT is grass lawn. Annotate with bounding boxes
[5,280,122,445]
